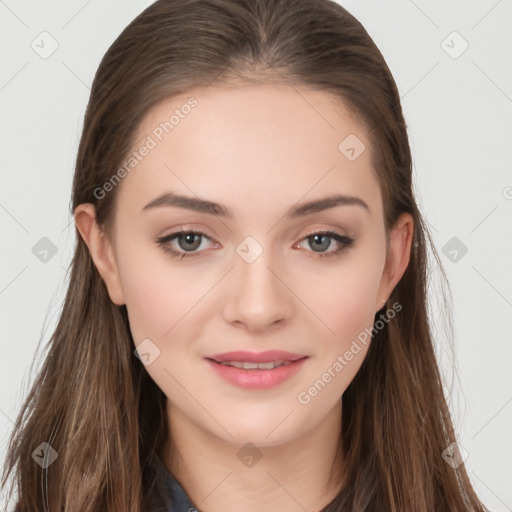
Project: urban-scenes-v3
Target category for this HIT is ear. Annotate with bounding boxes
[74,203,126,305]
[375,212,414,314]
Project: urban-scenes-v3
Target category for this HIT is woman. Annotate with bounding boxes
[1,0,489,510]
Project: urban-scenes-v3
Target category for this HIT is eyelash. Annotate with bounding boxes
[155,229,355,261]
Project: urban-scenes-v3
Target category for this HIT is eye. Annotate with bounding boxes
[155,230,218,260]
[156,229,355,261]
[294,230,355,259]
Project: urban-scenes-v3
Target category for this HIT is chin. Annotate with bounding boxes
[207,411,305,448]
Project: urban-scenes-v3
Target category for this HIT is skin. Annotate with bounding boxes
[75,83,413,512]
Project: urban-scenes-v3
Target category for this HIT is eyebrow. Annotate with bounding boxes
[142,191,369,218]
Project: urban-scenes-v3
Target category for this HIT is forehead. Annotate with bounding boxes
[117,83,381,220]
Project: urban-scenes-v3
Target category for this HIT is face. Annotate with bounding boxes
[77,83,411,448]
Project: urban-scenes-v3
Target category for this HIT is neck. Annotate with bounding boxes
[162,400,344,512]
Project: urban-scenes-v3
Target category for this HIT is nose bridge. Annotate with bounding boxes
[223,235,292,331]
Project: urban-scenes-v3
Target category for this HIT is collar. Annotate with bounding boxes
[150,452,201,512]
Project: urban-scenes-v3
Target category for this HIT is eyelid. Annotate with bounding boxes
[293,230,355,259]
[155,229,218,258]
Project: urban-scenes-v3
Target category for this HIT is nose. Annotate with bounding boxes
[222,248,293,333]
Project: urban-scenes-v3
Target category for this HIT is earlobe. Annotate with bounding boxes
[74,203,126,305]
[375,213,414,313]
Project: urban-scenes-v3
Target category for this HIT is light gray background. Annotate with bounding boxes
[1,0,511,510]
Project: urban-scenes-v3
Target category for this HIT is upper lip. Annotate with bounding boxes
[205,350,308,364]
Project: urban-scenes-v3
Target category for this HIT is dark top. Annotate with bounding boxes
[149,452,200,512]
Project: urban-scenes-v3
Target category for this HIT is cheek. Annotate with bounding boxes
[115,240,202,346]
[315,253,383,344]
[296,264,381,409]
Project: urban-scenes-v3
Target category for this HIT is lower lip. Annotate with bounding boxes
[205,357,308,389]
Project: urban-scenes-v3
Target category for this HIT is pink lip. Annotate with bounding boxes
[204,351,309,389]
[205,350,307,363]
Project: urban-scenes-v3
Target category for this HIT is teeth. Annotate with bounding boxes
[219,360,286,370]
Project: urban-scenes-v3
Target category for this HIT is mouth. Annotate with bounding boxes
[205,350,307,364]
[204,351,309,389]
[212,359,298,370]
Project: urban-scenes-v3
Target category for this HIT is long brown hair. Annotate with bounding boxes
[2,0,488,510]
